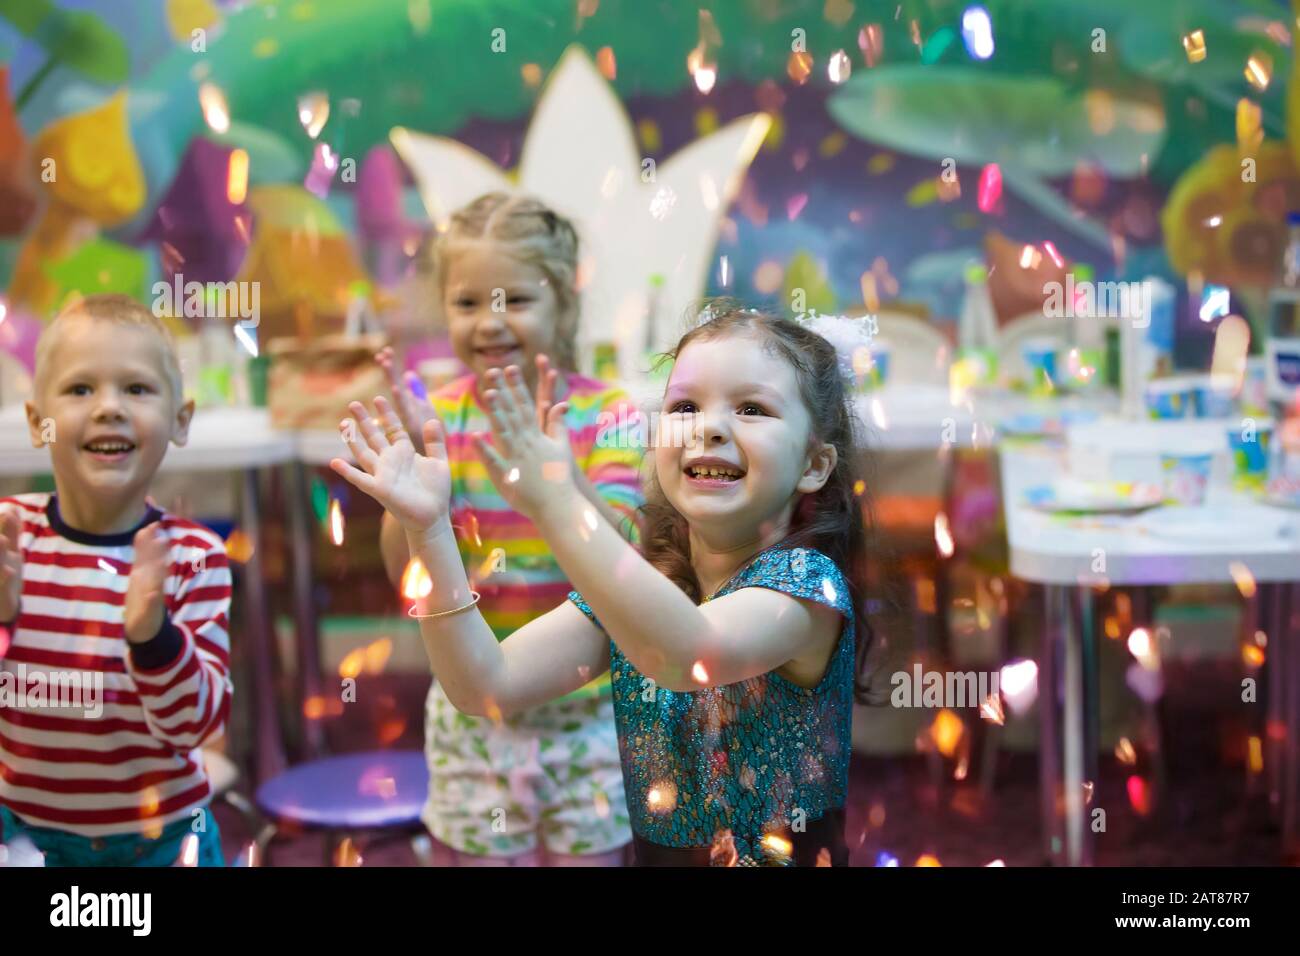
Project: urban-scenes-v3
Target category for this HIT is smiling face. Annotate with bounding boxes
[442,240,564,389]
[26,315,193,530]
[654,331,837,548]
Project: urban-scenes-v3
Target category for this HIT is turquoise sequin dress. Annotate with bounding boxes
[568,546,854,866]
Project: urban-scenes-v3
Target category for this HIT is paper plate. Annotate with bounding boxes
[1137,505,1292,543]
[1024,480,1163,514]
[1000,408,1099,437]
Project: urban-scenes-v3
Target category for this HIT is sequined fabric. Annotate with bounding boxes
[568,546,854,865]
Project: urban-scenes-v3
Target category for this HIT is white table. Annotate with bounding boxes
[999,437,1300,865]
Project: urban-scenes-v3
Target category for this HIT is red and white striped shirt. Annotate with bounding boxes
[0,493,232,837]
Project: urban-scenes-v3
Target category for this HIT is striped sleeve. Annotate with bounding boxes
[583,388,647,543]
[124,527,232,752]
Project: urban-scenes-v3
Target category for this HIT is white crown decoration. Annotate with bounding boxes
[391,46,771,381]
[794,309,878,390]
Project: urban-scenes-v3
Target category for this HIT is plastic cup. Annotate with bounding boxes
[1021,337,1059,392]
[1227,422,1273,491]
[1160,452,1213,505]
[1145,377,1196,420]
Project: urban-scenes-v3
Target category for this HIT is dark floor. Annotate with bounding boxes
[214,663,1293,867]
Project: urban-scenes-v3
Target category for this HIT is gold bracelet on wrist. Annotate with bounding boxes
[407,590,481,619]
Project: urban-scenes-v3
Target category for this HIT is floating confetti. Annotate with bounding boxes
[297,91,330,139]
[691,660,710,684]
[1237,98,1263,151]
[906,179,940,207]
[334,837,363,867]
[400,557,433,600]
[859,24,883,67]
[226,148,249,205]
[1116,737,1137,765]
[761,833,793,859]
[646,781,677,814]
[1248,735,1264,773]
[960,6,994,60]
[1127,627,1158,669]
[934,512,954,558]
[326,498,344,547]
[1182,30,1206,63]
[521,63,543,88]
[1242,643,1265,667]
[1244,52,1272,91]
[1126,775,1151,816]
[876,851,900,867]
[687,46,717,94]
[177,833,199,867]
[1042,240,1064,269]
[818,131,848,158]
[1000,659,1038,715]
[915,853,942,867]
[224,528,254,563]
[198,82,230,134]
[787,51,813,84]
[596,46,617,80]
[1229,561,1256,598]
[985,859,1005,867]
[828,49,852,83]
[980,692,1004,725]
[930,709,964,757]
[977,163,1002,213]
[303,695,345,719]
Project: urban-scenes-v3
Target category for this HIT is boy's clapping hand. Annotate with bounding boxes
[124,525,169,644]
[0,510,21,622]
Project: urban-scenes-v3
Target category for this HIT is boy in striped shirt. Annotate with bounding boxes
[0,293,232,866]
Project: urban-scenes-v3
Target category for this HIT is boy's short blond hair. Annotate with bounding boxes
[34,294,185,404]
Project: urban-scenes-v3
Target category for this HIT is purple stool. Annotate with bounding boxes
[253,751,429,865]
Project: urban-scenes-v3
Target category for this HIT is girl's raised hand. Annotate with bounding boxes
[330,396,452,534]
[474,363,573,521]
[375,346,444,454]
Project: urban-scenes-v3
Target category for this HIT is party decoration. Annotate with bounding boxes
[165,0,221,44]
[1161,141,1300,290]
[0,66,36,236]
[43,238,151,308]
[30,90,145,225]
[392,45,770,377]
[829,67,1165,250]
[139,137,250,288]
[0,0,129,109]
[234,184,375,340]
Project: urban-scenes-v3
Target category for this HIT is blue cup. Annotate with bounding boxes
[1227,423,1273,489]
[1145,378,1196,419]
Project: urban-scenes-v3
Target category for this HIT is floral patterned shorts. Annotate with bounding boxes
[422,681,631,857]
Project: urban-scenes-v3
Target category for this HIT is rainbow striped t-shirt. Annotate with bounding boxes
[430,372,646,700]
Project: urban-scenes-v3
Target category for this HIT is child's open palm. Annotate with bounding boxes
[0,510,22,623]
[330,396,452,533]
[474,363,575,521]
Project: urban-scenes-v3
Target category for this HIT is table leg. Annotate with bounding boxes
[1283,583,1300,856]
[1039,585,1063,863]
[1266,583,1289,814]
[286,462,326,760]
[238,468,286,784]
[1061,585,1088,866]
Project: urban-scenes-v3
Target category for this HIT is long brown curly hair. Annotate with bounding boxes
[640,299,883,704]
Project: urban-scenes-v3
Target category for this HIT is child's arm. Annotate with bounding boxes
[0,509,20,626]
[477,366,841,692]
[331,398,609,717]
[122,525,232,751]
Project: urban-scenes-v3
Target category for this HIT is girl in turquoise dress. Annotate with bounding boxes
[331,302,877,866]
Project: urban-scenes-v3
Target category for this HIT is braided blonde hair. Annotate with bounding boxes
[432,193,581,371]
